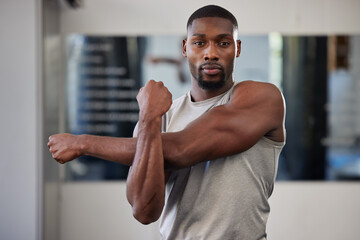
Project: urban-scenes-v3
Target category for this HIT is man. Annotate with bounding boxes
[48,5,285,239]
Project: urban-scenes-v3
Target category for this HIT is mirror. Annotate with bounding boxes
[64,34,360,181]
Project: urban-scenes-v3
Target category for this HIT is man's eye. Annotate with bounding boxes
[219,42,230,46]
[194,41,204,46]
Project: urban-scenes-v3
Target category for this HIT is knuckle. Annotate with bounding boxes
[52,151,59,158]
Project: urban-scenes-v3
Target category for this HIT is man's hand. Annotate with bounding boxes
[137,80,172,120]
[48,133,83,164]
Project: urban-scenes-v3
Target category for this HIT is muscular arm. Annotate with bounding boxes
[126,81,171,224]
[163,81,285,168]
[49,81,285,169]
[126,116,165,224]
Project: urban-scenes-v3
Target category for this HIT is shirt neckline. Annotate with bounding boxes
[186,83,236,107]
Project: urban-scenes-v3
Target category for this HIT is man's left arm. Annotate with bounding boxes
[161,81,286,169]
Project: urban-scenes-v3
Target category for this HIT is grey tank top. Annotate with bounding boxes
[159,83,284,240]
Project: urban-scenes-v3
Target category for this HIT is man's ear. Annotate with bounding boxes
[236,40,241,57]
[182,39,187,57]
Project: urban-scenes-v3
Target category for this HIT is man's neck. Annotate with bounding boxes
[190,79,234,102]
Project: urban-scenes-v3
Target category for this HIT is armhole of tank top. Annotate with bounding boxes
[162,114,167,133]
[260,137,285,148]
[228,81,239,100]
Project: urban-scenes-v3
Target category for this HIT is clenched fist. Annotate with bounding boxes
[48,133,83,164]
[137,80,172,120]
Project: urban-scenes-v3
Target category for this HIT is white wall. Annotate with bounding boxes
[59,0,360,35]
[60,183,160,240]
[61,182,360,240]
[0,1,42,240]
[267,182,360,240]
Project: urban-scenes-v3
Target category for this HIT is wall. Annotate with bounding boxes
[60,183,159,240]
[59,0,360,35]
[0,1,42,240]
[61,182,360,240]
[267,182,360,239]
[43,1,62,240]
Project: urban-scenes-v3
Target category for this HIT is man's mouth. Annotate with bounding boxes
[200,63,223,75]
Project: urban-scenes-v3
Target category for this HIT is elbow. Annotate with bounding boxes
[132,202,163,225]
[129,192,164,225]
[126,180,165,225]
[133,212,156,225]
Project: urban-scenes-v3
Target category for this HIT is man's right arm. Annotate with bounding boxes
[48,133,136,166]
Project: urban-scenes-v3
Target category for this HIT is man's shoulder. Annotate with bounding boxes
[232,81,285,142]
[232,80,284,105]
[234,80,281,92]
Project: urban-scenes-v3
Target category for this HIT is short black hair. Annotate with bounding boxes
[187,5,238,30]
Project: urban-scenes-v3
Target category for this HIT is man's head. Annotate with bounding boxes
[183,5,241,90]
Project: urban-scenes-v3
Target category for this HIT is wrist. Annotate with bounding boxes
[77,134,88,156]
[139,110,162,123]
[138,113,162,133]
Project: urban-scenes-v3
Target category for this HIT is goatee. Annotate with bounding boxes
[197,73,226,90]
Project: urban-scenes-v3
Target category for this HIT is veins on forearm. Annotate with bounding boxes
[126,117,165,223]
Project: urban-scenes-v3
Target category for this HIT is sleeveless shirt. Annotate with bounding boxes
[159,83,285,240]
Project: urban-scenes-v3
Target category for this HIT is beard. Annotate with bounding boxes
[197,72,226,90]
[195,62,226,90]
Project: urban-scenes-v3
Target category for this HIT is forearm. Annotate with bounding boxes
[70,108,256,170]
[80,134,136,166]
[77,113,239,170]
[77,132,181,169]
[126,116,165,224]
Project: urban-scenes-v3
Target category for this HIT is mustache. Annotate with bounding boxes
[199,62,224,70]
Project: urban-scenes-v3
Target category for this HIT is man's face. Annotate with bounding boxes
[183,17,241,90]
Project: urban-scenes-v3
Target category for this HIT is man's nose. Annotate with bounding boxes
[204,43,219,61]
